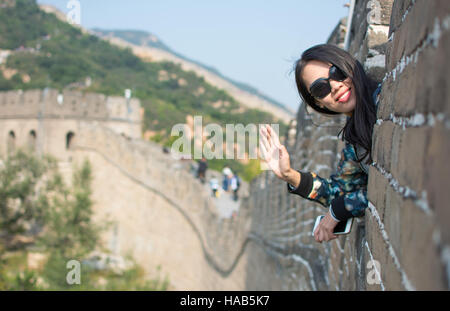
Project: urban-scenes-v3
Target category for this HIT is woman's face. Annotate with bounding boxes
[301,60,356,116]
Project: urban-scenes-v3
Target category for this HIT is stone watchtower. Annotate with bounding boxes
[0,88,142,161]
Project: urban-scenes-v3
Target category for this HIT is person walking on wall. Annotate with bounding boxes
[230,173,241,201]
[260,44,381,244]
[196,157,208,184]
[222,166,233,191]
[210,177,220,198]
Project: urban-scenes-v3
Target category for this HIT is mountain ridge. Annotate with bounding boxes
[93,28,294,116]
[93,29,294,123]
[38,3,294,123]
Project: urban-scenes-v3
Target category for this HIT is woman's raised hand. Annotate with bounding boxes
[259,124,292,181]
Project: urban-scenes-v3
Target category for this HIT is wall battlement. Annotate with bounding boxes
[241,0,450,290]
[0,87,251,290]
[0,88,141,123]
[0,88,143,157]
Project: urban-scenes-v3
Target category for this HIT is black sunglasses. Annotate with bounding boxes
[309,65,347,99]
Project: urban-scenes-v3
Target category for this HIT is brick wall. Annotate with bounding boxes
[0,89,253,290]
[68,123,252,290]
[367,0,450,290]
[242,0,449,290]
[0,89,142,157]
[0,89,142,140]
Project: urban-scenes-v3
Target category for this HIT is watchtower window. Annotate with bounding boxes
[7,131,16,154]
[28,130,37,152]
[66,132,75,150]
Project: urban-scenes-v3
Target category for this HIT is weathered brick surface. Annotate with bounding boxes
[377,78,393,120]
[384,33,450,116]
[239,0,448,291]
[327,17,347,48]
[384,191,445,290]
[389,0,415,36]
[347,0,392,82]
[387,0,450,71]
[393,126,430,192]
[372,121,395,171]
[367,166,388,220]
[365,207,407,290]
[414,29,450,116]
[424,122,450,245]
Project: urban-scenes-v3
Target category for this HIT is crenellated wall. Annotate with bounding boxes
[1,0,448,291]
[67,123,252,290]
[0,88,142,152]
[0,88,252,290]
[0,89,141,122]
[366,0,450,290]
[241,0,450,290]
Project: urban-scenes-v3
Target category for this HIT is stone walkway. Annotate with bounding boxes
[187,163,244,220]
[203,180,240,219]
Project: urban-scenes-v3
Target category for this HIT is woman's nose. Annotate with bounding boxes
[329,80,342,97]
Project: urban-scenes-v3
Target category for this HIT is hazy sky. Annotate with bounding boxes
[37,0,349,112]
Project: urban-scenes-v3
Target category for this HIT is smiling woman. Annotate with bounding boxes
[259,44,381,244]
[295,44,379,154]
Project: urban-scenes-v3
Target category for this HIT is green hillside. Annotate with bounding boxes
[0,0,287,180]
[93,28,292,114]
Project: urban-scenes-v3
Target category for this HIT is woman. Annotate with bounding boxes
[259,44,381,244]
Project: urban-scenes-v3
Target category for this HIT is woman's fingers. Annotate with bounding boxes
[259,131,271,154]
[266,125,282,148]
[259,126,272,149]
[314,225,338,243]
[318,231,324,243]
[314,229,320,243]
[315,226,322,243]
[259,138,270,161]
[324,231,337,242]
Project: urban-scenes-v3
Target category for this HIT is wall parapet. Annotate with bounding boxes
[241,0,449,291]
[0,89,142,124]
[71,123,252,277]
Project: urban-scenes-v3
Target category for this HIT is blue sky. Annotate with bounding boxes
[37,0,349,111]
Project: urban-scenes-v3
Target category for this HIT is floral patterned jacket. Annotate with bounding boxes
[287,84,382,221]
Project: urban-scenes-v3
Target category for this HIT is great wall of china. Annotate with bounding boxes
[0,0,449,290]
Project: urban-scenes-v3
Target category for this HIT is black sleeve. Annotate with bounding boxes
[286,170,313,198]
[330,196,353,221]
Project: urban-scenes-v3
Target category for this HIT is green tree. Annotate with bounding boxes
[0,150,168,291]
[37,159,102,258]
[0,149,56,245]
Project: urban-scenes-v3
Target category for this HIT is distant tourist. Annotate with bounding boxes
[210,178,220,198]
[221,166,233,191]
[196,157,208,184]
[260,44,381,244]
[230,174,241,201]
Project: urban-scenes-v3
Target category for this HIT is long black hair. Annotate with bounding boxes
[294,44,378,164]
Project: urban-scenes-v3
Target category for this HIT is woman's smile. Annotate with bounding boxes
[336,88,351,103]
